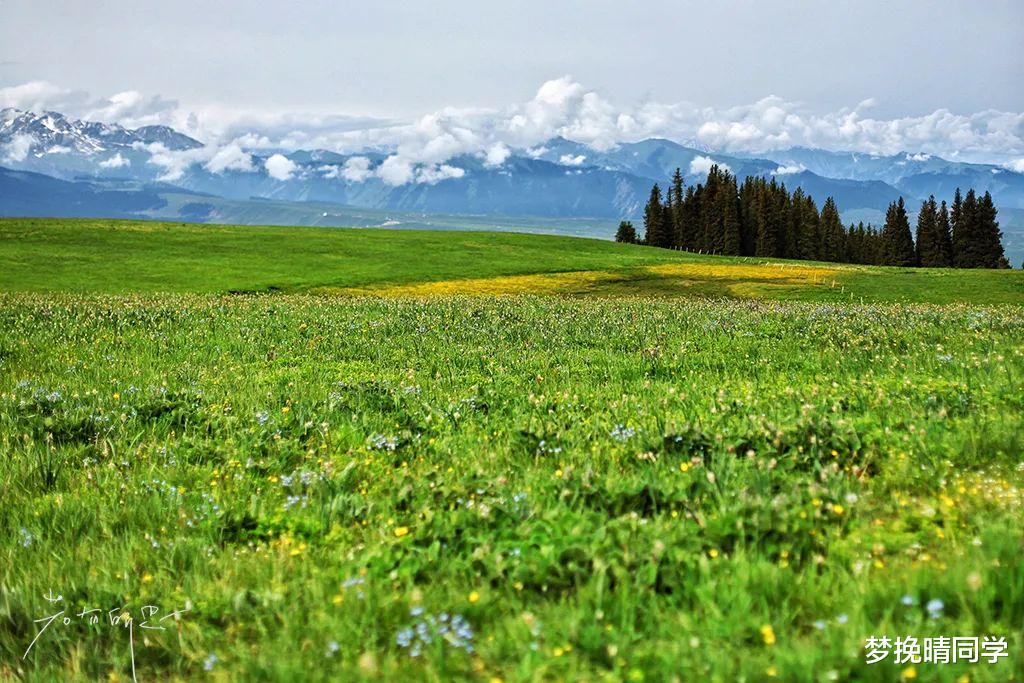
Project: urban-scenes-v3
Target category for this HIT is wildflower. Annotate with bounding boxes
[610,424,635,441]
[836,613,848,625]
[926,599,944,618]
[901,666,917,680]
[141,573,153,584]
[760,624,776,646]
[901,595,916,606]
[766,665,778,677]
[203,653,218,671]
[468,591,480,604]
[394,526,410,538]
[708,548,719,559]
[831,504,845,515]
[813,620,826,631]
[326,640,340,657]
[680,462,691,473]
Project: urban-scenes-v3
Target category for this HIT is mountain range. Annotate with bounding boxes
[1,107,1022,264]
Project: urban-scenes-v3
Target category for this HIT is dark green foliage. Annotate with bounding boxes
[632,170,1006,269]
[643,184,671,248]
[880,198,916,266]
[615,220,638,244]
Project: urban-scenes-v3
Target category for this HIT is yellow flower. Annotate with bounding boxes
[281,406,290,413]
[468,590,480,604]
[332,594,343,605]
[394,526,410,538]
[901,666,917,680]
[679,462,691,473]
[760,624,776,646]
[708,548,719,559]
[831,504,845,515]
[141,573,153,584]
[766,665,778,677]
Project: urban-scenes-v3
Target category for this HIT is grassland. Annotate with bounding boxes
[1,219,1023,681]
[1,218,1022,303]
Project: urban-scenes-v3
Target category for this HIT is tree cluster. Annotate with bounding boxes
[617,166,1009,268]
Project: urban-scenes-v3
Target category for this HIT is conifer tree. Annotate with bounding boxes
[680,185,699,250]
[643,184,668,247]
[915,196,942,267]
[670,168,686,247]
[935,200,953,267]
[951,188,969,267]
[881,197,916,266]
[722,193,742,255]
[976,191,1006,268]
[819,197,844,263]
[615,220,637,244]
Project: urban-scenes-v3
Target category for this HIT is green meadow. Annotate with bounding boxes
[1,219,1022,681]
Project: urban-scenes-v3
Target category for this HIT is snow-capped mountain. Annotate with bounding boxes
[2,107,1023,265]
[0,108,202,156]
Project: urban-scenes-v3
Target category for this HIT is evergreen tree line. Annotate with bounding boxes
[615,166,1009,268]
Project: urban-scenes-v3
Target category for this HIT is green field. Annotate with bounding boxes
[1,218,1023,303]
[1,219,1023,681]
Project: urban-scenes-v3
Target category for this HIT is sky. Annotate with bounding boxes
[2,0,1024,176]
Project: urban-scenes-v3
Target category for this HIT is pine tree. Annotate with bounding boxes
[722,193,742,255]
[956,189,983,267]
[754,181,778,257]
[881,197,916,266]
[915,196,942,267]
[819,197,844,263]
[615,220,637,244]
[976,191,1006,268]
[951,188,968,267]
[935,200,953,267]
[670,168,686,247]
[643,184,668,247]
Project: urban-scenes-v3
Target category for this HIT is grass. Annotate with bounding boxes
[1,217,1022,303]
[1,218,1023,680]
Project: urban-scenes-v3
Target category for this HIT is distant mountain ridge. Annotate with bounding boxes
[0,108,202,154]
[1,107,1022,265]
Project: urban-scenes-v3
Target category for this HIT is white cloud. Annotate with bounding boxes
[906,152,931,161]
[265,153,297,180]
[206,144,254,174]
[2,133,34,162]
[483,142,510,167]
[341,156,372,182]
[46,145,71,155]
[1003,158,1024,173]
[559,153,586,166]
[98,152,130,169]
[772,164,804,175]
[415,163,465,184]
[689,155,730,176]
[6,77,1024,183]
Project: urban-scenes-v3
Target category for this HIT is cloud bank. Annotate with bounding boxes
[3,77,1023,184]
